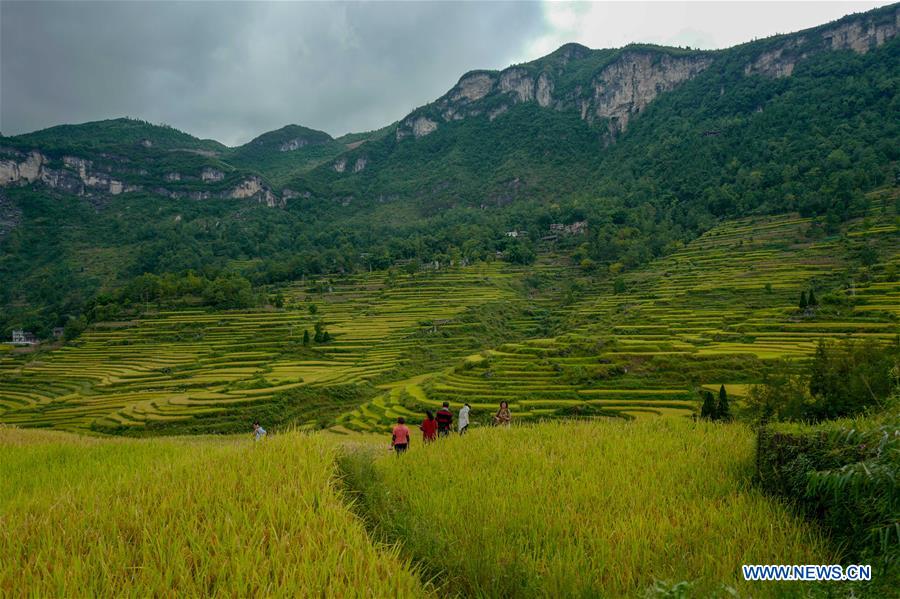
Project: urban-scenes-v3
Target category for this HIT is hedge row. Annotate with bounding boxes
[756,408,899,575]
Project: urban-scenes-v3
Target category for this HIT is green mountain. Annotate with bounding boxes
[0,3,898,335]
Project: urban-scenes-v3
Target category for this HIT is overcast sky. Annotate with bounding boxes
[1,1,893,145]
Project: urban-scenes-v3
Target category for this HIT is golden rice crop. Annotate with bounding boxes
[340,418,836,597]
[0,427,425,597]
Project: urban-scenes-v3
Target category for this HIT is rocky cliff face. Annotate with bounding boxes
[279,138,309,152]
[393,49,713,141]
[588,52,713,134]
[0,148,134,196]
[745,5,898,78]
[390,4,899,142]
[227,176,283,207]
[0,146,286,207]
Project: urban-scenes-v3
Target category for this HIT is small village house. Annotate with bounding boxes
[11,330,38,345]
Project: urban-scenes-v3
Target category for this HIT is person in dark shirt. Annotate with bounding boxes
[435,402,453,437]
[420,410,438,443]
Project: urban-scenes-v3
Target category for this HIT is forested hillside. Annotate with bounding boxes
[0,3,897,336]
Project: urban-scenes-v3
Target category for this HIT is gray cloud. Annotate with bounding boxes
[1,1,546,145]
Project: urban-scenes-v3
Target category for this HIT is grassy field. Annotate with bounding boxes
[341,418,837,597]
[0,426,425,596]
[2,418,856,597]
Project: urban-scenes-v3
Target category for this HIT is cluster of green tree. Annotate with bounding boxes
[799,289,819,310]
[49,272,260,341]
[3,117,225,154]
[300,320,331,345]
[746,339,900,423]
[699,384,731,420]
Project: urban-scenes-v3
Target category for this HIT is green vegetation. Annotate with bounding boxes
[757,408,900,580]
[340,418,834,597]
[746,338,900,423]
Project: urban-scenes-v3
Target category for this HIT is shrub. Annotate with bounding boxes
[756,408,900,579]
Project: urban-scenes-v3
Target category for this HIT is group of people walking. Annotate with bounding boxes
[391,401,511,453]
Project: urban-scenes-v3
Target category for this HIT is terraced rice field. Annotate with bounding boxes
[0,262,556,433]
[341,193,899,431]
[2,192,898,434]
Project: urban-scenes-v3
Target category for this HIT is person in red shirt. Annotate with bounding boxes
[419,410,438,443]
[391,417,411,454]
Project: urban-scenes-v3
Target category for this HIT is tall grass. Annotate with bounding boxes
[340,419,836,597]
[0,427,424,596]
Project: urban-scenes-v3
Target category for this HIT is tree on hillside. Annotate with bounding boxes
[700,390,717,420]
[717,385,730,421]
[799,291,808,311]
[308,303,318,315]
[313,320,330,343]
[808,339,897,419]
[302,329,310,346]
[807,289,818,307]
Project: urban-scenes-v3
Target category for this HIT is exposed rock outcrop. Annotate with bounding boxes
[450,72,496,102]
[536,72,553,108]
[396,116,440,140]
[389,6,898,144]
[228,176,282,207]
[0,149,133,195]
[499,68,534,102]
[0,147,284,207]
[333,158,347,173]
[0,150,44,184]
[746,6,898,78]
[279,138,309,152]
[201,167,225,182]
[822,12,899,53]
[745,44,802,78]
[488,105,509,121]
[590,52,713,133]
[352,157,367,173]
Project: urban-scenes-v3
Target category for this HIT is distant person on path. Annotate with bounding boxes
[392,417,411,454]
[252,421,267,441]
[436,402,453,437]
[493,401,511,427]
[458,403,471,434]
[420,410,438,443]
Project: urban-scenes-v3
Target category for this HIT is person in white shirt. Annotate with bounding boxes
[253,421,267,441]
[458,403,470,434]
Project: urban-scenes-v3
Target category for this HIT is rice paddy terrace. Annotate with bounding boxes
[0,262,560,433]
[341,191,899,431]
[1,190,898,434]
